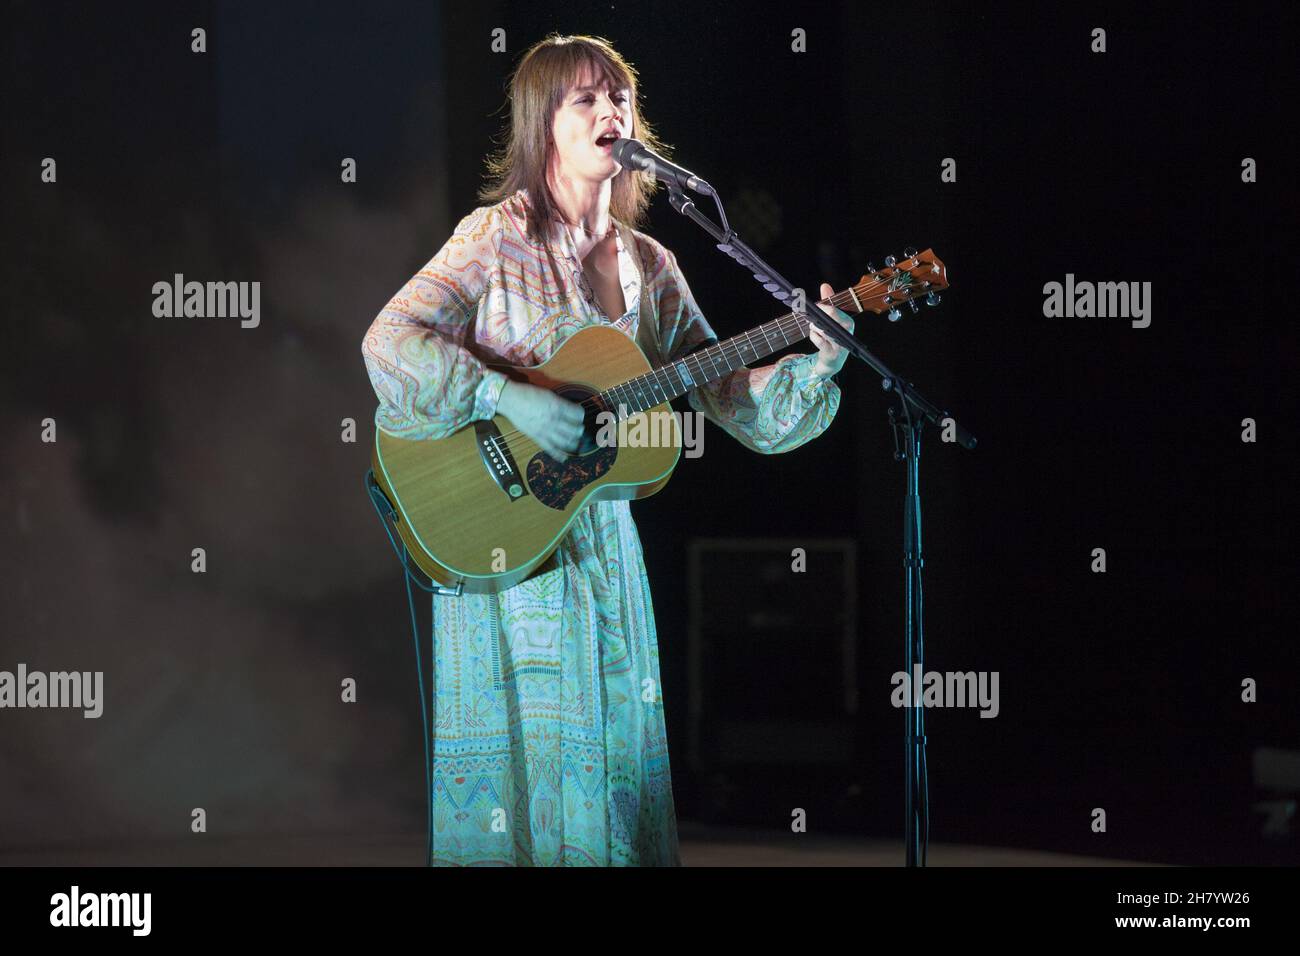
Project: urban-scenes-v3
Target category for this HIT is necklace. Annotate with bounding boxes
[555,217,615,242]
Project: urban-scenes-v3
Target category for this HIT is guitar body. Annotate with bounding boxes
[371,324,681,594]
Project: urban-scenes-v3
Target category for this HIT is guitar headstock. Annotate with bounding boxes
[839,249,948,320]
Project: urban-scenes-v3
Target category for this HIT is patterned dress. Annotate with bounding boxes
[362,187,842,865]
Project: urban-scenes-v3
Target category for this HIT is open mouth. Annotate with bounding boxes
[595,133,619,152]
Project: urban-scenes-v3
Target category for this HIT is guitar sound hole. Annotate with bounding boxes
[554,384,609,457]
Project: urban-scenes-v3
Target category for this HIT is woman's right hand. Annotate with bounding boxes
[495,380,587,459]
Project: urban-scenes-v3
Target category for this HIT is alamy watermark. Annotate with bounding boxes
[0,664,103,718]
[152,274,261,328]
[1042,274,1151,328]
[50,886,150,936]
[595,406,704,458]
[891,665,999,718]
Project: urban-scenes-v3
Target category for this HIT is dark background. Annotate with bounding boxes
[2,0,1296,865]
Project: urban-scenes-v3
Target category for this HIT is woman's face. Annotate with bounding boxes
[550,67,631,185]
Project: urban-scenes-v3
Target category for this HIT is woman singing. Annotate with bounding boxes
[361,33,851,866]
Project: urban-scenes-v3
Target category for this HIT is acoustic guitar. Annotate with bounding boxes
[371,250,948,593]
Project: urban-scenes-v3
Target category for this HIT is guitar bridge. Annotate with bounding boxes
[474,420,530,502]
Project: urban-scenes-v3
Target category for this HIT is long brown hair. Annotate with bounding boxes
[478,34,671,245]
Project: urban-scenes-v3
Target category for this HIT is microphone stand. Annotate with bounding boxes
[663,185,977,867]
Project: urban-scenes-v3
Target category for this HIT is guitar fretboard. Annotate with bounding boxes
[599,309,816,417]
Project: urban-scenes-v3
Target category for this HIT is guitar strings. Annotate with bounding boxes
[487,281,883,449]
[486,292,853,451]
[487,270,931,450]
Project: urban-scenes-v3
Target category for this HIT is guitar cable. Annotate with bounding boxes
[366,471,439,867]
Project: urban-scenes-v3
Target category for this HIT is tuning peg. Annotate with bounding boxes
[904,246,917,258]
[908,298,919,313]
[866,262,877,274]
[884,255,898,267]
[926,292,941,307]
[888,307,902,322]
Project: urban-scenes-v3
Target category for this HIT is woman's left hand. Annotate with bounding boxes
[808,281,854,379]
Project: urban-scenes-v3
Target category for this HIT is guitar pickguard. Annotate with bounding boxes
[526,445,617,510]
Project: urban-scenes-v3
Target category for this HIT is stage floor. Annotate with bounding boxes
[0,821,1158,867]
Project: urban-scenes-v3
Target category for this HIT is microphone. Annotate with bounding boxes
[611,138,714,196]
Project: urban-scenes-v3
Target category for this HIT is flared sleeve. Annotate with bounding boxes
[361,204,510,441]
[651,245,844,454]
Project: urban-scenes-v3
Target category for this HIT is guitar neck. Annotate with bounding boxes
[598,250,948,417]
[602,309,814,416]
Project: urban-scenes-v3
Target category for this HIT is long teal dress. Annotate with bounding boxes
[362,188,843,865]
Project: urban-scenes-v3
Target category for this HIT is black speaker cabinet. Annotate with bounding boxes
[686,538,859,776]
